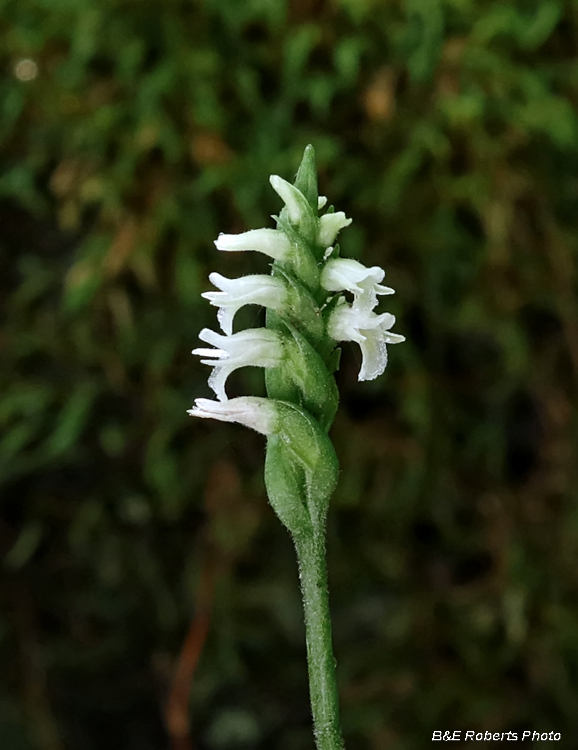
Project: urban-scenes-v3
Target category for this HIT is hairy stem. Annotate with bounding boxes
[294,527,344,750]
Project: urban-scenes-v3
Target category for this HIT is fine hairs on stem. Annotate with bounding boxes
[189,145,405,749]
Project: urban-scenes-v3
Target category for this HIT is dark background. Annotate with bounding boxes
[1,1,578,748]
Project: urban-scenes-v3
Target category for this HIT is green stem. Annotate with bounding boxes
[294,527,344,750]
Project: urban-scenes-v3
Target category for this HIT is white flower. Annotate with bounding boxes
[193,328,283,401]
[327,300,405,381]
[317,211,352,248]
[214,228,292,260]
[321,258,395,312]
[202,273,288,335]
[269,175,311,225]
[188,396,279,435]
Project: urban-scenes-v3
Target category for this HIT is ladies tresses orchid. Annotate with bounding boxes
[189,146,405,750]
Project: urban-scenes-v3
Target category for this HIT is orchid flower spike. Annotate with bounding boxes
[189,144,405,750]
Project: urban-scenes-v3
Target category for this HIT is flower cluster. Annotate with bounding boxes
[188,148,404,433]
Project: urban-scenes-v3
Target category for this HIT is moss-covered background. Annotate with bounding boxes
[2,1,578,748]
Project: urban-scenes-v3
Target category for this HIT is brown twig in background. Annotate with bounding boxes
[164,459,261,750]
[12,582,65,750]
[165,549,218,750]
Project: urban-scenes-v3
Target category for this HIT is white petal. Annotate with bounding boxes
[382,331,406,345]
[327,302,404,381]
[321,258,383,293]
[321,258,395,312]
[194,328,284,401]
[375,283,395,296]
[198,327,228,350]
[269,175,310,225]
[192,347,227,358]
[371,311,396,330]
[318,196,328,210]
[202,273,288,335]
[327,304,366,344]
[214,228,292,260]
[317,211,352,247]
[189,397,279,435]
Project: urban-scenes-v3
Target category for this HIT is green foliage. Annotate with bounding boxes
[1,0,578,748]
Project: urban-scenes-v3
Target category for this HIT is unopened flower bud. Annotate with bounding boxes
[317,211,352,248]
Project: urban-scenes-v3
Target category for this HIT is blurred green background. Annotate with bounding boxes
[1,0,578,748]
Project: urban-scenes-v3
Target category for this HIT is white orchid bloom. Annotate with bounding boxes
[321,258,395,312]
[202,273,288,335]
[214,228,292,261]
[188,396,279,435]
[269,175,312,225]
[317,211,352,248]
[193,328,283,401]
[327,300,405,381]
